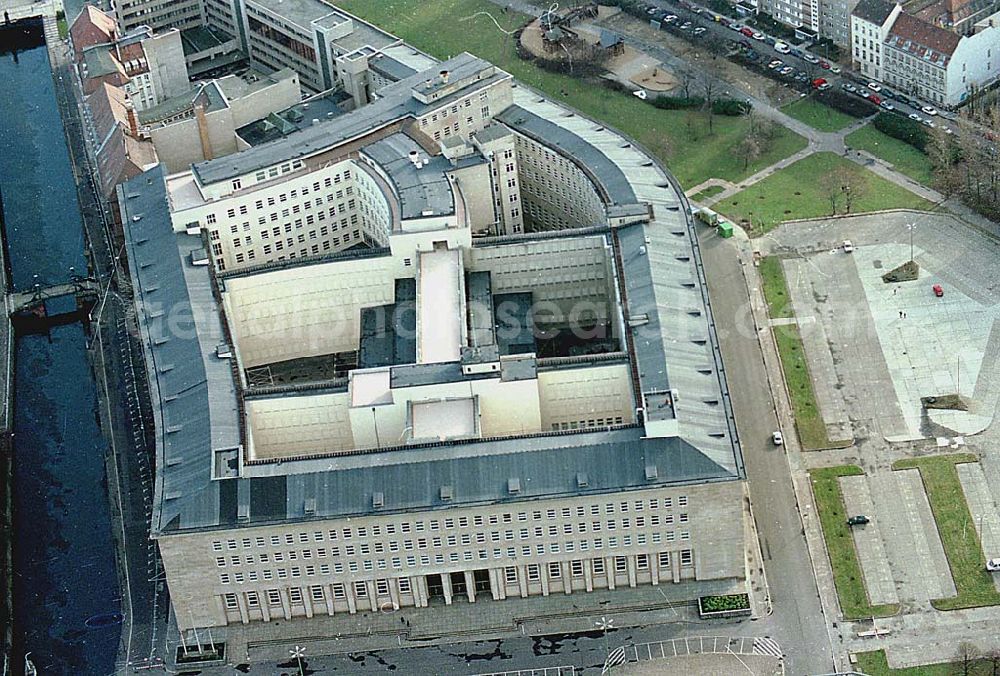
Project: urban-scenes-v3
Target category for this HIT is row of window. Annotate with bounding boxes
[216,534,694,584]
[215,514,692,568]
[210,498,691,551]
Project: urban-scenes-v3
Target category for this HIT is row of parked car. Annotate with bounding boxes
[840,81,949,130]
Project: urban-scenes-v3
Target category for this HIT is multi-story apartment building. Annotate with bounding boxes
[119,52,746,647]
[758,0,819,37]
[851,0,902,79]
[819,0,864,46]
[852,0,1000,104]
[71,7,191,111]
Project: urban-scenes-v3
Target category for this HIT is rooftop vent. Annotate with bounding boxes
[507,477,521,495]
[237,503,250,522]
[216,343,232,359]
[439,69,449,84]
[440,485,453,501]
[304,498,316,515]
[372,491,385,509]
[645,464,659,481]
[576,472,589,488]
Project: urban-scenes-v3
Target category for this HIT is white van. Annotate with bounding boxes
[774,42,791,54]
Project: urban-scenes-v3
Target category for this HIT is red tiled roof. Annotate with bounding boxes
[70,6,117,59]
[886,12,962,64]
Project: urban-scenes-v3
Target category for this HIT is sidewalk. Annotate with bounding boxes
[176,581,745,665]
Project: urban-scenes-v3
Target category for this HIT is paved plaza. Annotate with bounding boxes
[762,210,1000,443]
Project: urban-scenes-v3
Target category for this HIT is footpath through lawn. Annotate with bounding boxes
[334,0,807,189]
[809,465,899,620]
[718,152,934,234]
[893,454,1000,610]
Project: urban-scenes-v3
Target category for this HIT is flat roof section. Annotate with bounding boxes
[411,398,477,441]
[418,247,463,364]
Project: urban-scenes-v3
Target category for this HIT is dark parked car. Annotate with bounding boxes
[847,515,870,526]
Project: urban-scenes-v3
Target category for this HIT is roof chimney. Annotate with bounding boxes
[439,69,450,84]
[125,99,139,137]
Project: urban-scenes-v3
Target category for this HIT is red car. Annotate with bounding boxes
[740,27,754,37]
[811,78,830,90]
[819,60,830,69]
[933,284,944,297]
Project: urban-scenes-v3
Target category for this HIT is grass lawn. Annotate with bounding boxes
[718,152,935,234]
[782,97,856,132]
[57,17,68,39]
[855,649,999,675]
[810,466,899,619]
[758,257,847,449]
[892,454,1000,610]
[846,124,935,186]
[334,0,807,188]
[691,185,725,202]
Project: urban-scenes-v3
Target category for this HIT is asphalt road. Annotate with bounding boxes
[695,228,835,675]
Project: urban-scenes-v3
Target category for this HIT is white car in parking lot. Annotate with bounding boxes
[921,105,939,116]
[908,112,922,122]
[774,41,790,53]
[867,82,882,92]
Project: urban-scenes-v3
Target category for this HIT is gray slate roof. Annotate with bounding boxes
[852,0,897,24]
[362,133,455,220]
[121,165,240,534]
[495,105,637,206]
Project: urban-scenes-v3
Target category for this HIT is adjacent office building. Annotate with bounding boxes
[121,52,746,638]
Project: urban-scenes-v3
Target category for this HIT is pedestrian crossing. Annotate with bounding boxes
[752,637,783,658]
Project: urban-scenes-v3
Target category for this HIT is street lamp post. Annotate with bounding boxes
[595,615,614,656]
[289,645,306,676]
[908,222,915,262]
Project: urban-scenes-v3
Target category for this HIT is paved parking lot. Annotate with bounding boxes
[762,211,1000,442]
[840,475,898,606]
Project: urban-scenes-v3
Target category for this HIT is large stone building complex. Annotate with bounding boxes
[120,51,746,641]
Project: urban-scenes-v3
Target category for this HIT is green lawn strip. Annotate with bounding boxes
[892,454,1000,610]
[758,256,793,318]
[782,97,855,132]
[57,17,69,39]
[846,124,934,186]
[855,649,998,675]
[334,0,808,189]
[809,466,899,620]
[691,185,725,202]
[757,256,838,449]
[717,152,935,234]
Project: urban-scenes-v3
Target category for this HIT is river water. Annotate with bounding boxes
[1,28,120,675]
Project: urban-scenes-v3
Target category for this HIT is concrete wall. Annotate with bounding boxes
[469,235,614,328]
[222,253,397,367]
[156,479,746,630]
[144,29,190,101]
[247,392,354,460]
[537,363,635,431]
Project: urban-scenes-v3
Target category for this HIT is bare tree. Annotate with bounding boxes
[957,641,980,676]
[990,649,1000,676]
[820,170,843,216]
[679,71,695,99]
[736,134,761,170]
[702,79,717,134]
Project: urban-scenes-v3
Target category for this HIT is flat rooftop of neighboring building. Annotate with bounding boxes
[236,89,350,146]
[180,24,230,54]
[362,133,455,220]
[192,53,505,186]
